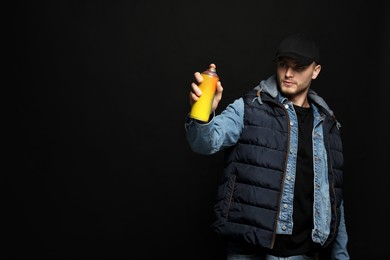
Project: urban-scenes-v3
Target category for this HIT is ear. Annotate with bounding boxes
[312,64,321,79]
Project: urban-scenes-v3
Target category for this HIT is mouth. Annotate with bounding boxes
[282,80,295,87]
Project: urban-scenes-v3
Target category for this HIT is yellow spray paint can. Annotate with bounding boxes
[189,64,219,122]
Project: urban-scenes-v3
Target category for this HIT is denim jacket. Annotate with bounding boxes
[185,75,349,259]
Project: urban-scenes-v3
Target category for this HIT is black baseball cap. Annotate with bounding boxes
[273,33,320,66]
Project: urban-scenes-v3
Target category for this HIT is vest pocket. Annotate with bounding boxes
[222,174,237,220]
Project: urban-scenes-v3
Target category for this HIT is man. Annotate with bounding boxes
[185,33,350,259]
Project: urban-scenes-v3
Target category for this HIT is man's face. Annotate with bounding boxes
[276,57,321,104]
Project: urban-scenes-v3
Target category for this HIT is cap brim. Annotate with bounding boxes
[273,52,314,66]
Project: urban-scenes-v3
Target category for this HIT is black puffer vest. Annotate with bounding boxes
[210,88,344,250]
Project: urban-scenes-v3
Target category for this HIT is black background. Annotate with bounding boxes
[11,0,389,259]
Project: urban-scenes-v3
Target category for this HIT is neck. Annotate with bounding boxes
[291,96,310,108]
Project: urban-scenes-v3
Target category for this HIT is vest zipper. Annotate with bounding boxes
[324,117,338,247]
[270,102,291,249]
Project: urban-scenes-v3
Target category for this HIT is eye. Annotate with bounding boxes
[278,62,288,68]
[295,65,306,71]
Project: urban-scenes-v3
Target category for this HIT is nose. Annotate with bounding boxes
[285,67,294,78]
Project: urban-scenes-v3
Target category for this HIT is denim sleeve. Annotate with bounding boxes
[331,200,350,259]
[184,98,244,155]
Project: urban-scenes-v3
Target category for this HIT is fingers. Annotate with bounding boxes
[211,81,223,111]
[216,81,223,94]
[190,81,202,96]
[189,72,203,101]
[214,81,223,101]
[194,72,203,84]
[189,83,200,100]
[189,81,201,106]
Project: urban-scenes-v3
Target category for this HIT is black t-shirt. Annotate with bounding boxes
[271,104,321,256]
